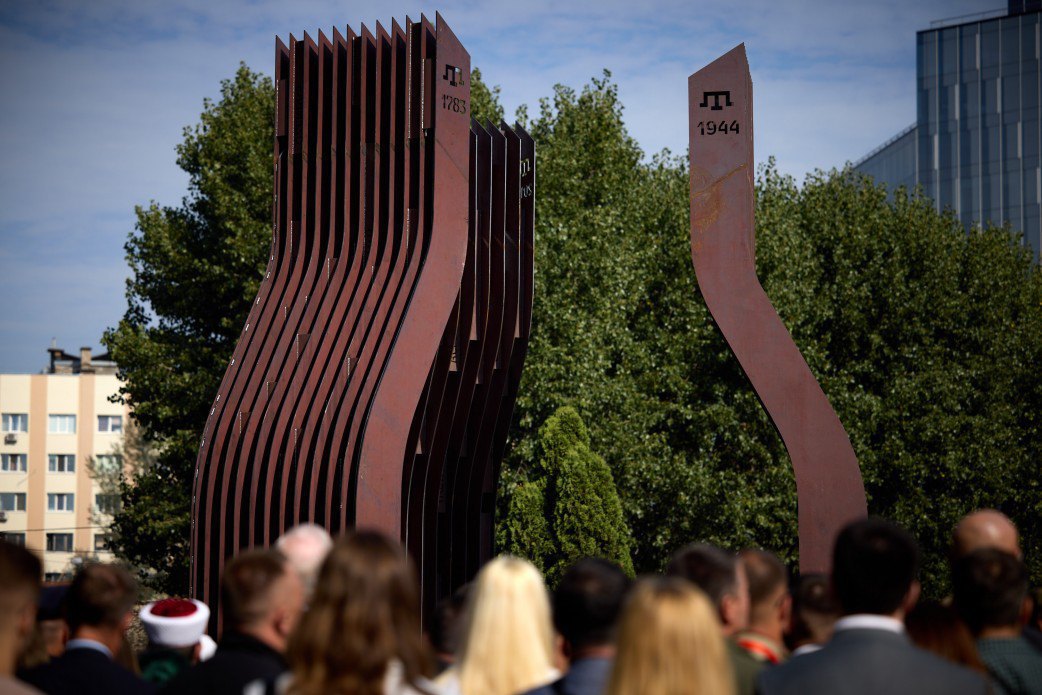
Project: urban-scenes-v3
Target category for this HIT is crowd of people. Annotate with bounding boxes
[1,510,1041,695]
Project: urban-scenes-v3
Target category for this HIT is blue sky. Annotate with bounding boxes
[0,0,993,373]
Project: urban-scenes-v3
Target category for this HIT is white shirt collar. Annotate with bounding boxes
[833,614,905,635]
[66,638,113,659]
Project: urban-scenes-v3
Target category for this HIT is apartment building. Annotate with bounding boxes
[0,344,128,580]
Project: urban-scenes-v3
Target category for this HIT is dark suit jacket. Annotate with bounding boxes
[523,656,613,695]
[21,645,156,695]
[756,627,989,695]
[159,631,287,695]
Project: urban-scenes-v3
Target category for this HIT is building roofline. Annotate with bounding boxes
[852,122,917,169]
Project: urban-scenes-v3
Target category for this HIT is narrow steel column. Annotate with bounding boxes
[688,45,866,572]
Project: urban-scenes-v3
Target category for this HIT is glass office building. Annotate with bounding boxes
[855,1,1042,257]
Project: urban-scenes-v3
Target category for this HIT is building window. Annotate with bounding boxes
[94,454,122,474]
[48,415,76,434]
[94,493,120,515]
[94,534,112,552]
[1,413,28,433]
[44,572,64,582]
[47,493,74,512]
[0,454,27,472]
[0,492,26,512]
[0,532,26,546]
[48,454,75,473]
[46,533,73,553]
[97,415,122,433]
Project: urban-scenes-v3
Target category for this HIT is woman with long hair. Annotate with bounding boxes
[280,530,439,695]
[441,556,558,695]
[606,577,735,695]
[905,601,986,673]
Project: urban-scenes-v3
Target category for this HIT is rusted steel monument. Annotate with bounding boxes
[191,14,534,618]
[689,46,867,571]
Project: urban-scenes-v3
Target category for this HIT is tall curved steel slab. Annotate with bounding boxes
[688,45,866,572]
[191,13,535,626]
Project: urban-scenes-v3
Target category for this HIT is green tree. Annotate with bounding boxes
[103,64,275,593]
[497,69,1042,594]
[502,407,633,583]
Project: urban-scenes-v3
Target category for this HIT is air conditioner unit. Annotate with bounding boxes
[3,433,16,445]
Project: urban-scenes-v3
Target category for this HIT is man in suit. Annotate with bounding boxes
[736,549,791,665]
[757,518,988,695]
[953,548,1042,694]
[161,549,304,695]
[22,563,154,694]
[543,557,631,695]
[667,543,761,695]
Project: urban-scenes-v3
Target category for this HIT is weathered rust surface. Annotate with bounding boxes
[688,45,866,572]
[191,14,534,627]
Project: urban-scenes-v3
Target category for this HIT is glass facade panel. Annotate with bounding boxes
[859,12,1041,256]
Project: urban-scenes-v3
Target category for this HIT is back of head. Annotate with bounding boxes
[287,531,431,695]
[951,509,1021,560]
[553,558,630,652]
[0,541,41,620]
[0,540,42,667]
[905,600,986,672]
[666,543,737,610]
[952,548,1028,635]
[65,563,136,634]
[429,584,469,661]
[607,577,735,695]
[221,549,288,631]
[739,549,788,626]
[832,518,919,616]
[787,573,839,649]
[458,556,554,695]
[275,524,333,594]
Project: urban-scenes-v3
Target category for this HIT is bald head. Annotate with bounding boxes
[275,524,333,594]
[952,510,1020,560]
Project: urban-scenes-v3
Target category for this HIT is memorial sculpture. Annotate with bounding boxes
[191,14,535,620]
[688,46,867,571]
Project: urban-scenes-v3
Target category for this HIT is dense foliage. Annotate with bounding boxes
[103,65,275,593]
[106,63,1042,597]
[501,407,634,584]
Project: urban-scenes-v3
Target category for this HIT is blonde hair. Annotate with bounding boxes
[456,556,555,695]
[607,577,735,695]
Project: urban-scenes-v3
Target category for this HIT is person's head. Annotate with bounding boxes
[457,556,555,695]
[951,509,1021,560]
[606,577,735,695]
[64,563,137,654]
[952,548,1030,636]
[221,549,304,652]
[0,541,42,674]
[905,601,985,672]
[140,598,210,663]
[738,549,790,639]
[274,523,333,596]
[429,584,469,667]
[786,573,840,651]
[832,518,920,617]
[287,531,432,694]
[666,543,749,635]
[553,558,630,658]
[37,585,69,659]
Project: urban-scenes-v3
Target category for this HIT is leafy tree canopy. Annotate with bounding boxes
[105,62,1042,598]
[103,64,275,593]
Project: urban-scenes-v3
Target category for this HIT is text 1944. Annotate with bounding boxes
[697,120,739,135]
